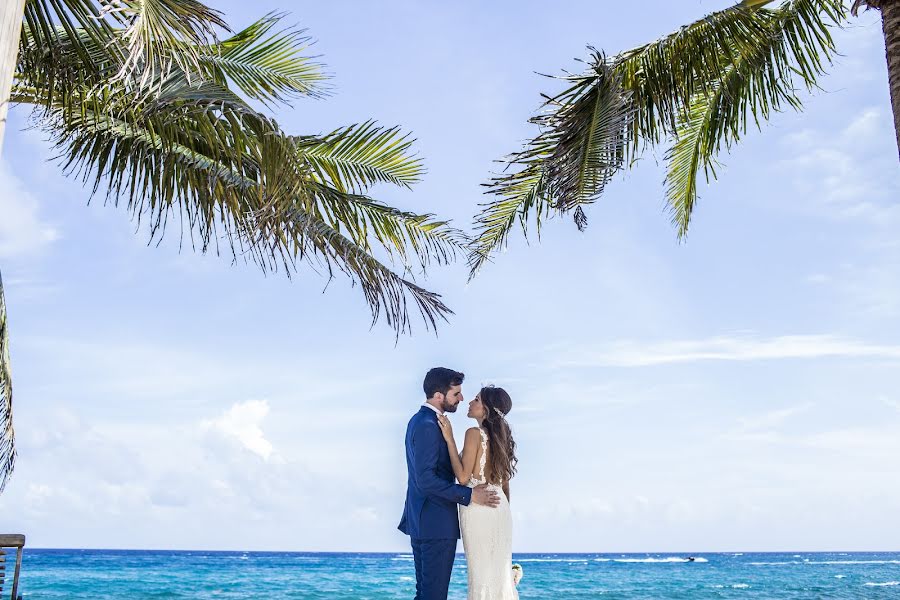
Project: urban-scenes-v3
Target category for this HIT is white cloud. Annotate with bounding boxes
[736,402,814,432]
[201,400,276,461]
[552,334,900,368]
[778,107,900,224]
[0,161,58,258]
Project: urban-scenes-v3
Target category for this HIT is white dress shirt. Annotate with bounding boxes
[422,402,443,416]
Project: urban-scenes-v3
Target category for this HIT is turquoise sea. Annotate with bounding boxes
[17,550,900,598]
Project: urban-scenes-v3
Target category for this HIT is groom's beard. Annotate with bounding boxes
[441,400,459,413]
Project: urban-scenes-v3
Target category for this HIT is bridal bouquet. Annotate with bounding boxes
[511,563,523,586]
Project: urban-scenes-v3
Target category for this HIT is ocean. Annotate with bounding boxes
[16,550,900,598]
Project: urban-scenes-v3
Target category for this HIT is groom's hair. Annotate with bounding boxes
[423,367,465,399]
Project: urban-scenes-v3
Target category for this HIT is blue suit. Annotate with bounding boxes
[399,406,473,600]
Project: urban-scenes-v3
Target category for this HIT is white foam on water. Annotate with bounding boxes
[399,576,414,582]
[834,575,846,579]
[812,560,900,565]
[865,581,900,587]
[732,584,750,589]
[732,553,744,556]
[515,558,578,563]
[613,557,708,563]
[751,559,900,566]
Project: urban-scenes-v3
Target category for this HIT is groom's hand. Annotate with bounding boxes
[471,484,500,508]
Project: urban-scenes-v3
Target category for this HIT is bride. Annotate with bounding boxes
[437,386,519,600]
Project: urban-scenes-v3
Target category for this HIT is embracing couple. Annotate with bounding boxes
[399,367,520,600]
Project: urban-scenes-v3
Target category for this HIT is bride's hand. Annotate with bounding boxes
[437,415,454,442]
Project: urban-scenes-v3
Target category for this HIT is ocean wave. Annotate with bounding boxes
[814,560,900,565]
[865,581,900,587]
[613,557,708,563]
[751,559,900,566]
[712,584,750,589]
[515,558,588,563]
[834,575,846,579]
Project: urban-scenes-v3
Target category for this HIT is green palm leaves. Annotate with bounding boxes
[13,2,465,335]
[470,0,846,277]
[0,273,13,493]
[3,0,469,491]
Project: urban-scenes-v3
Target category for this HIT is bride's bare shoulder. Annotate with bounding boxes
[463,427,482,444]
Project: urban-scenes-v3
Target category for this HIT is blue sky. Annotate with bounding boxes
[1,0,899,552]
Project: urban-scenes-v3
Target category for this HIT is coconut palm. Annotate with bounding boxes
[0,0,469,491]
[468,0,898,277]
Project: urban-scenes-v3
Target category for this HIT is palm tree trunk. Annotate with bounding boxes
[0,0,27,156]
[882,0,900,161]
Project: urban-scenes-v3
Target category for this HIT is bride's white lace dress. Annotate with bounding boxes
[459,428,518,600]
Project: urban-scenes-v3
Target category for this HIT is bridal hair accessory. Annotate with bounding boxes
[493,406,506,418]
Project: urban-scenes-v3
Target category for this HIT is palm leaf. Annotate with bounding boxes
[21,74,453,334]
[468,153,551,279]
[467,56,631,276]
[199,13,328,106]
[19,0,122,110]
[541,53,632,221]
[471,0,848,274]
[0,272,14,493]
[113,0,229,87]
[298,121,423,193]
[308,182,470,271]
[248,206,453,336]
[665,0,844,238]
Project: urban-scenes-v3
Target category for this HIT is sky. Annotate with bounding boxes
[0,0,899,553]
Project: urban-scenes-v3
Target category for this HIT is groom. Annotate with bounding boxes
[399,367,500,600]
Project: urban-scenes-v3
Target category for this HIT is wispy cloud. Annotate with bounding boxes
[552,334,900,368]
[779,107,900,224]
[736,402,814,432]
[0,161,59,258]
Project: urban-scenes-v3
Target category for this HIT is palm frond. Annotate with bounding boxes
[540,53,632,221]
[309,182,470,270]
[0,272,15,493]
[471,0,849,273]
[298,121,423,193]
[665,88,723,239]
[113,0,228,87]
[23,73,451,335]
[468,158,551,279]
[199,13,328,106]
[664,0,844,238]
[613,1,775,146]
[468,56,630,276]
[19,0,122,109]
[249,206,453,336]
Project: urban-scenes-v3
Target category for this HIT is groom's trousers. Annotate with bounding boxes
[410,537,457,600]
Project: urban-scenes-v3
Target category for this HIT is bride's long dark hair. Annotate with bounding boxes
[479,385,517,484]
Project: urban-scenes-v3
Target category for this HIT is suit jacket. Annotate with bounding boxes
[398,406,473,539]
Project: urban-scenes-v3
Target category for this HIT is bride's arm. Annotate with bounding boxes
[503,481,510,503]
[438,418,480,485]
